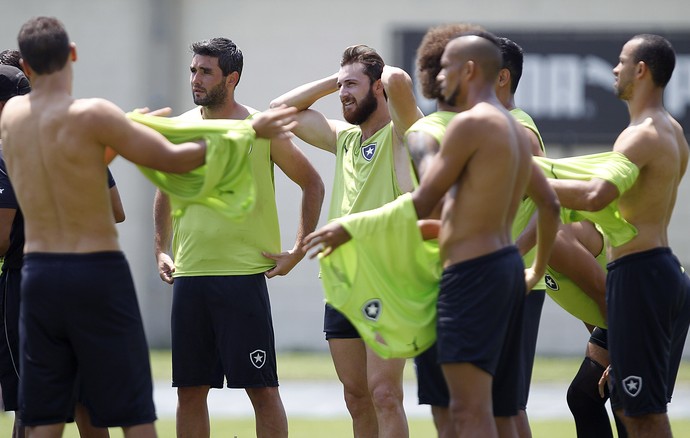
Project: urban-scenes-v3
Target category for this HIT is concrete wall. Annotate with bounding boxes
[2,0,689,356]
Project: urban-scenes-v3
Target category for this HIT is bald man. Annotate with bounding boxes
[411,31,560,437]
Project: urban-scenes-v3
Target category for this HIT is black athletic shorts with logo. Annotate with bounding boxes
[437,246,525,417]
[20,252,155,427]
[323,303,360,339]
[172,274,279,388]
[607,247,690,416]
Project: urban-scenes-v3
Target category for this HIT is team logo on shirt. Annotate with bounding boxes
[622,375,643,397]
[362,299,382,321]
[361,143,376,161]
[250,349,266,369]
[545,274,559,291]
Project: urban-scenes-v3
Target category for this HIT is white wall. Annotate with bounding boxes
[2,0,689,356]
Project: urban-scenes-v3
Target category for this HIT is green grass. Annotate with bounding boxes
[3,351,689,437]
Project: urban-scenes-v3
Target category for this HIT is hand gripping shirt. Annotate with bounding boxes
[129,110,280,275]
[320,193,441,358]
[533,151,640,247]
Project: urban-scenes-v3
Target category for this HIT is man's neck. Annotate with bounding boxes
[358,104,391,142]
[626,90,665,124]
[201,99,249,120]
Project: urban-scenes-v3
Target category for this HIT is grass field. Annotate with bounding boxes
[2,351,689,437]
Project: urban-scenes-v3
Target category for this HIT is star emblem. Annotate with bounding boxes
[362,299,382,321]
[249,349,267,369]
[545,274,558,291]
[622,375,642,397]
[362,143,376,161]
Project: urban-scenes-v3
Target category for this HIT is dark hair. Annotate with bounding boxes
[630,34,675,87]
[340,45,384,85]
[0,49,22,70]
[497,37,523,94]
[17,17,71,75]
[191,38,243,85]
[416,23,484,100]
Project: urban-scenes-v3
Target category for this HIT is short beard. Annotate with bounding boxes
[193,81,228,108]
[343,87,378,125]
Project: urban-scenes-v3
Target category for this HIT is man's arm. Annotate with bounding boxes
[523,162,561,290]
[270,74,348,153]
[0,209,16,256]
[548,178,619,212]
[109,186,126,223]
[153,189,175,284]
[382,66,424,140]
[262,136,325,277]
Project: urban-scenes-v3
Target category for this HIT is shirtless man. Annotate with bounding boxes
[305,31,560,437]
[0,16,294,438]
[547,34,690,438]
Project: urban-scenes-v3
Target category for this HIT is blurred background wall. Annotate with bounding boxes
[2,0,689,356]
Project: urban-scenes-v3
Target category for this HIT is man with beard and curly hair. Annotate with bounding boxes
[271,45,422,438]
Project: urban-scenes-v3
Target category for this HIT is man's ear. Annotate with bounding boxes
[497,68,511,88]
[70,42,77,62]
[226,71,240,87]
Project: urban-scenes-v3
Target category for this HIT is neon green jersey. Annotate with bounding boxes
[534,151,639,247]
[328,123,405,219]
[132,109,281,276]
[321,193,441,358]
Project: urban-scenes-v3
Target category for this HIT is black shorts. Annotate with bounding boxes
[414,343,449,407]
[323,303,360,339]
[19,252,155,427]
[437,246,525,417]
[0,268,21,411]
[172,274,278,388]
[606,248,690,416]
[518,289,545,410]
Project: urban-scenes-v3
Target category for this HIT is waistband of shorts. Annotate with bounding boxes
[24,251,125,262]
[442,245,519,274]
[606,247,673,271]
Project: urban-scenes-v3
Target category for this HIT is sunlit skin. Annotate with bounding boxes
[613,40,637,101]
[337,63,379,125]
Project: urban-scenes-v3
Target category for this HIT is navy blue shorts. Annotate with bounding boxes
[437,246,525,417]
[323,303,360,339]
[518,289,545,410]
[607,248,690,416]
[172,274,278,388]
[19,252,155,427]
[414,343,449,406]
[0,268,21,411]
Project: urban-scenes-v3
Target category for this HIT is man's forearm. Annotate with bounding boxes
[270,73,339,111]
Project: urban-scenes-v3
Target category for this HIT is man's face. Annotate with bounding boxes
[190,54,228,107]
[337,63,379,125]
[613,39,639,101]
[437,45,465,107]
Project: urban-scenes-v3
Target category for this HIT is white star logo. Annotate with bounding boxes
[249,349,267,369]
[545,274,558,291]
[361,299,381,321]
[622,375,642,397]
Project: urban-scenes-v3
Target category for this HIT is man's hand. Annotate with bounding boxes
[524,267,541,292]
[157,252,176,284]
[303,222,352,259]
[252,105,298,139]
[262,249,305,278]
[598,364,612,398]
